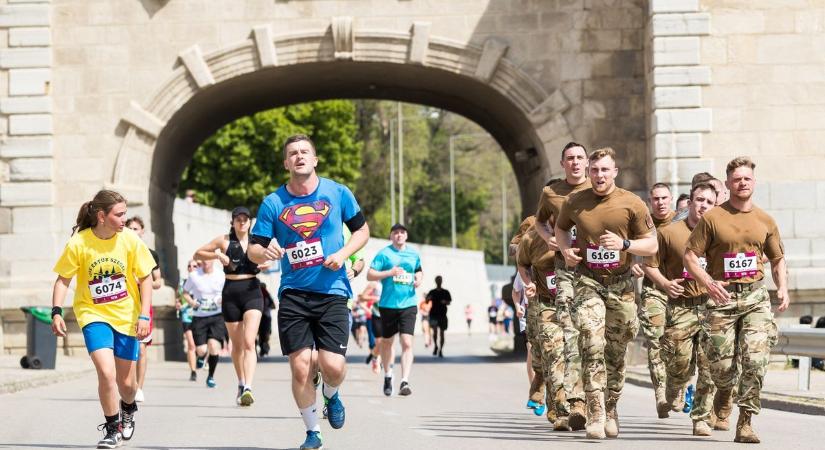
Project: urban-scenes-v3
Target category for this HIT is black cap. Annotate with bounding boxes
[390,223,407,232]
[232,206,251,218]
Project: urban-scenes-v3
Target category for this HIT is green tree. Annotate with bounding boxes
[179,100,362,213]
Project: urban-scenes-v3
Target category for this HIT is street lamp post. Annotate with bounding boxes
[397,102,404,224]
[449,135,456,248]
[389,122,396,225]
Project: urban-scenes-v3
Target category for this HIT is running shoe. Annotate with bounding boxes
[399,381,412,396]
[206,376,216,388]
[240,387,255,406]
[134,388,145,403]
[313,370,322,389]
[236,385,244,405]
[365,353,373,364]
[683,384,695,413]
[196,357,204,369]
[534,403,546,417]
[383,376,393,396]
[526,399,540,409]
[323,390,346,429]
[432,346,438,356]
[299,430,323,450]
[189,370,197,382]
[119,401,136,441]
[96,422,122,449]
[438,350,444,358]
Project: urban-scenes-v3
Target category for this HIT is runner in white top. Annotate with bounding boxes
[182,260,226,388]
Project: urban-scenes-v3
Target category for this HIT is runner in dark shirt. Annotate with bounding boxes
[426,276,452,358]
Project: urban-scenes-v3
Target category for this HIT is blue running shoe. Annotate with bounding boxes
[206,376,216,388]
[534,403,546,416]
[299,430,323,450]
[683,384,694,413]
[526,399,540,409]
[323,390,346,429]
[196,357,204,369]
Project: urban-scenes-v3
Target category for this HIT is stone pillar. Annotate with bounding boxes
[646,0,712,194]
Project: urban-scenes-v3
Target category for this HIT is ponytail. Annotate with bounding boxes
[72,190,126,235]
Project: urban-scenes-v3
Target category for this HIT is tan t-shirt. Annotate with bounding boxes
[510,215,536,247]
[517,228,557,299]
[557,187,654,277]
[536,179,592,225]
[646,220,706,299]
[686,202,784,284]
[643,209,677,287]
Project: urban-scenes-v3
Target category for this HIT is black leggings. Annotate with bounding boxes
[222,278,264,322]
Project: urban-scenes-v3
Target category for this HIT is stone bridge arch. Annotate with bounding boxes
[110,18,575,281]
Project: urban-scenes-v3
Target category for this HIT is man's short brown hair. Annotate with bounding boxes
[588,147,616,164]
[649,182,670,194]
[283,134,316,159]
[726,156,756,177]
[690,181,718,200]
[691,172,714,187]
[561,142,588,160]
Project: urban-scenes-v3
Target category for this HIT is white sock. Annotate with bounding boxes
[322,383,339,399]
[401,377,408,383]
[300,405,321,432]
[385,366,393,378]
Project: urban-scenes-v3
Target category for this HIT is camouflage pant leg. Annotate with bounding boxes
[639,286,668,390]
[604,278,640,395]
[661,303,712,421]
[526,304,546,402]
[557,302,584,403]
[702,287,776,414]
[556,266,575,304]
[539,301,567,416]
[693,326,715,422]
[570,277,607,393]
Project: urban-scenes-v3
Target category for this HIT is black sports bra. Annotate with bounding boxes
[224,234,260,276]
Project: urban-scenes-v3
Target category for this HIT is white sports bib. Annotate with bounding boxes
[546,272,557,295]
[586,244,620,270]
[393,272,414,285]
[285,238,324,270]
[89,274,128,305]
[723,251,758,279]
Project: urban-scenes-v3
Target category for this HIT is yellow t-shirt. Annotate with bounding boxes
[53,228,156,336]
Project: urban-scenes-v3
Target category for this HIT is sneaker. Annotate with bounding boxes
[196,357,204,369]
[240,387,255,406]
[120,401,136,441]
[299,430,323,450]
[323,390,346,429]
[236,385,244,405]
[534,403,546,417]
[438,350,444,358]
[683,385,694,413]
[432,346,438,356]
[399,381,412,396]
[313,371,322,389]
[189,371,197,382]
[134,389,145,403]
[526,399,540,409]
[365,353,373,364]
[206,376,216,388]
[383,376,393,396]
[96,422,122,449]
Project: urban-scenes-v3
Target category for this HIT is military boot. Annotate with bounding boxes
[604,390,621,438]
[693,420,712,436]
[568,400,587,431]
[734,408,760,443]
[713,389,733,431]
[656,385,671,419]
[585,391,606,439]
[553,415,571,431]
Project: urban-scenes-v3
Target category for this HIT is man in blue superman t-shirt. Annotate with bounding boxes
[249,134,369,450]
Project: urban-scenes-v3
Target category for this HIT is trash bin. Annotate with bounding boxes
[19,306,57,370]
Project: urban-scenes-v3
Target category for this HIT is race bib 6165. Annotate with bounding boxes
[586,244,620,269]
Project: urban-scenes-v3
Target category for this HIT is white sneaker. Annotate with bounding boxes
[134,389,145,403]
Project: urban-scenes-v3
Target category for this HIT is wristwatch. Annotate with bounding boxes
[622,239,631,251]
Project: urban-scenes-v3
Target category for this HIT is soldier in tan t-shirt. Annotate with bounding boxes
[684,157,789,444]
[643,182,723,436]
[555,147,658,439]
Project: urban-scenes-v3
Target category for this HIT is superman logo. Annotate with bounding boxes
[279,201,331,238]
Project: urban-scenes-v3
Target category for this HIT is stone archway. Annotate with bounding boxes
[110,18,575,282]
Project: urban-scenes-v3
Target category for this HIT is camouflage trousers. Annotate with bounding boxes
[639,285,668,390]
[570,273,639,395]
[700,286,778,414]
[661,301,714,421]
[525,302,546,403]
[555,266,585,404]
[526,297,567,417]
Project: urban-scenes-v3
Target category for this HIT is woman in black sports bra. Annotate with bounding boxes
[195,206,269,407]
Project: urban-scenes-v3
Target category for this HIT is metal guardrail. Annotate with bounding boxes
[773,328,825,391]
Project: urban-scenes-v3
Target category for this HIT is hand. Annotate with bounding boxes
[322,252,346,271]
[706,279,731,306]
[51,315,67,337]
[665,278,686,298]
[776,287,790,312]
[257,260,273,270]
[544,235,560,252]
[215,249,230,266]
[524,282,537,298]
[516,304,525,318]
[390,266,405,277]
[136,319,151,340]
[413,277,422,288]
[599,230,624,251]
[347,268,355,280]
[631,263,644,278]
[263,239,285,260]
[562,247,582,268]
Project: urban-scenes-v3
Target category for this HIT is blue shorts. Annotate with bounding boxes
[82,322,140,361]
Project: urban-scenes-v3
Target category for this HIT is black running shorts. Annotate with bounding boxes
[222,277,264,323]
[191,314,226,347]
[429,315,449,331]
[278,289,350,356]
[378,306,417,338]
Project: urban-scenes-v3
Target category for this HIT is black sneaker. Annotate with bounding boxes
[438,350,444,358]
[432,346,439,356]
[96,422,122,449]
[189,371,197,382]
[383,376,393,396]
[365,353,373,364]
[120,401,137,441]
[399,381,412,396]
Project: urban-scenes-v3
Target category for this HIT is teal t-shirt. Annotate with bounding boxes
[370,244,421,309]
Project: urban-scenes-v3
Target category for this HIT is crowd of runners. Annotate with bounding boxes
[48,134,788,448]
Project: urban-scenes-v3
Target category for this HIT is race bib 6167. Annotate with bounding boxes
[723,251,758,279]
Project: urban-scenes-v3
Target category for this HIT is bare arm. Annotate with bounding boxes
[770,257,790,312]
[50,276,72,337]
[534,221,560,251]
[685,249,730,305]
[151,268,163,290]
[194,235,229,264]
[554,225,582,268]
[136,274,153,339]
[641,265,684,298]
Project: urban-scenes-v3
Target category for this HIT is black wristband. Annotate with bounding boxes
[622,239,631,251]
[51,306,63,318]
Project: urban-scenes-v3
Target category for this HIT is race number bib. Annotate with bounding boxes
[682,257,707,280]
[723,251,758,279]
[545,272,557,295]
[285,238,324,270]
[570,226,578,246]
[393,272,414,285]
[89,274,128,305]
[197,295,221,312]
[586,244,620,269]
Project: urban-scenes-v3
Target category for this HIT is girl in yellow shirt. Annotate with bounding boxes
[50,190,156,449]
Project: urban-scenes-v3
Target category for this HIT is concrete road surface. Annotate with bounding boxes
[1,334,822,449]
